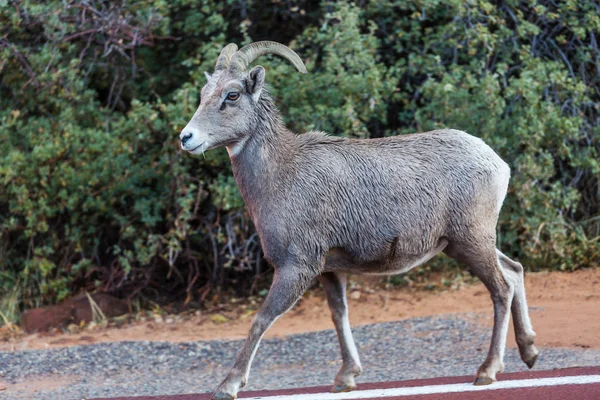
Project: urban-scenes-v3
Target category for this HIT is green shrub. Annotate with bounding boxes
[0,0,598,319]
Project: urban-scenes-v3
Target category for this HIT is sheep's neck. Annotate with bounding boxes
[229,97,295,220]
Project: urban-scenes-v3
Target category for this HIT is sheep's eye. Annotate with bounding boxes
[227,92,240,101]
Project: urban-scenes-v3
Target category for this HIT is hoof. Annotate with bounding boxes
[473,376,495,386]
[525,352,539,369]
[211,392,236,400]
[332,383,356,393]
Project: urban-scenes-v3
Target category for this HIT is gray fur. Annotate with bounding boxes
[180,42,538,400]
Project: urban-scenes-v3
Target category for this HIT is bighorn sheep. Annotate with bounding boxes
[180,41,539,400]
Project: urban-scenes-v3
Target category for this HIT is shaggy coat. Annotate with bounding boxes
[179,41,538,400]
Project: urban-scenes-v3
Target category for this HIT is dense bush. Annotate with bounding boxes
[1,0,598,319]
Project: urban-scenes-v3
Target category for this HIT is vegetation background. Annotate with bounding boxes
[1,0,598,322]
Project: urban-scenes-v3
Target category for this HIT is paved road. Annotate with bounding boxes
[92,367,600,400]
[3,313,600,399]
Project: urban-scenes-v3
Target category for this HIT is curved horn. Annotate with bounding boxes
[215,43,238,71]
[229,41,307,74]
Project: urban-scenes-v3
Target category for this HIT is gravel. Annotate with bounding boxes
[2,313,600,399]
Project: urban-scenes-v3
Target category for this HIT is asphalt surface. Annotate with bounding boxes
[90,367,600,400]
[2,313,600,400]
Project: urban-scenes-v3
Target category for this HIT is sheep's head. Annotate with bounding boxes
[179,41,307,156]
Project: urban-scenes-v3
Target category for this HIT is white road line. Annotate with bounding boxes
[245,375,600,400]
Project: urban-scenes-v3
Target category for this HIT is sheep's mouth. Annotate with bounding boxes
[188,142,207,153]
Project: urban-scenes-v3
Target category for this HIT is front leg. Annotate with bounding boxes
[319,272,362,392]
[212,267,315,399]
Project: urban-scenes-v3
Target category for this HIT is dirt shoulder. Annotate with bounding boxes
[2,268,598,352]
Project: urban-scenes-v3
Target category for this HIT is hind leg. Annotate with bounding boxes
[446,241,514,385]
[497,250,539,368]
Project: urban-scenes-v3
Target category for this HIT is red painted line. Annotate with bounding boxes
[90,366,600,400]
[371,383,600,400]
[242,366,600,398]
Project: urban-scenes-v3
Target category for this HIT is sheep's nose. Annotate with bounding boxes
[180,132,193,146]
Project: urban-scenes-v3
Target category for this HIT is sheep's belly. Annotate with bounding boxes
[325,238,448,275]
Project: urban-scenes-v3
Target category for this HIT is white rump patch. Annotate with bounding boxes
[495,161,511,214]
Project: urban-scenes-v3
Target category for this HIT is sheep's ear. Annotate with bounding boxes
[247,65,265,102]
[204,71,213,82]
